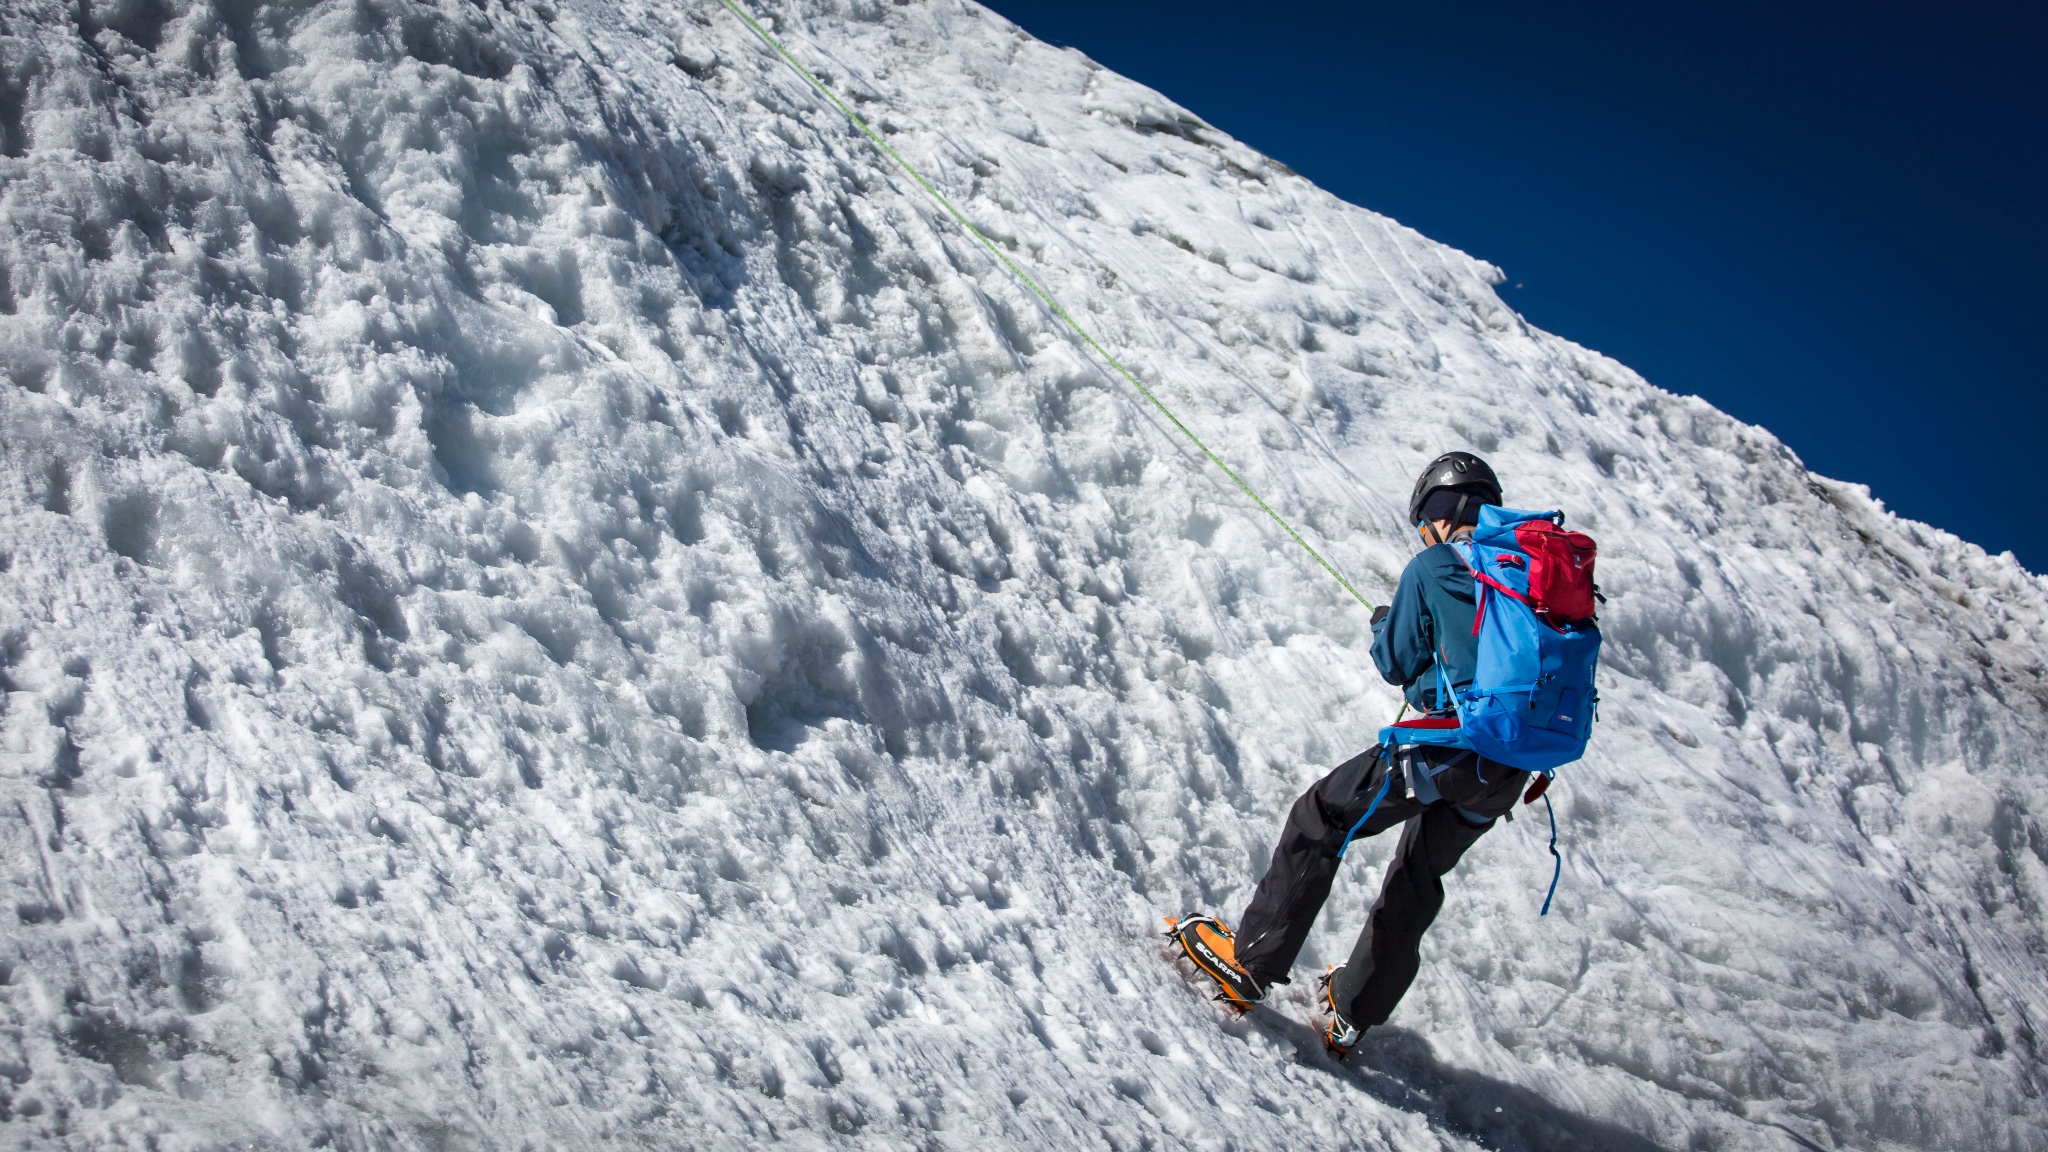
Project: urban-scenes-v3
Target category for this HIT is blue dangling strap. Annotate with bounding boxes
[1540,792,1561,916]
[1334,751,1394,862]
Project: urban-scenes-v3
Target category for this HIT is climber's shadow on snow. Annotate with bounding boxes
[1247,1011,1671,1152]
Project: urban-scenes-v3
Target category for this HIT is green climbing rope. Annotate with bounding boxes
[717,0,1375,611]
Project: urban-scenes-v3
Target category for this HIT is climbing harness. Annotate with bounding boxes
[717,0,1375,611]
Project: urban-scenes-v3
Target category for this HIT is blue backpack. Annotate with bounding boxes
[1370,506,1603,913]
[1377,505,1602,770]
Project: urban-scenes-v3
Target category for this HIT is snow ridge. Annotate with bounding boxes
[0,1,2044,1149]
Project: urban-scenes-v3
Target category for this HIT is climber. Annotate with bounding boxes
[1170,451,1533,1057]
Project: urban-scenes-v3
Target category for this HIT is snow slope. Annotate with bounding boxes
[2,0,2045,1148]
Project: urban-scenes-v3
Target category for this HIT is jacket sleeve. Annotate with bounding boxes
[1370,556,1437,689]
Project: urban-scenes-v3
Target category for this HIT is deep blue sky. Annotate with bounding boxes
[981,0,2048,572]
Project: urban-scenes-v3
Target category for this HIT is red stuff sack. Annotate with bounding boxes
[1513,518,1598,624]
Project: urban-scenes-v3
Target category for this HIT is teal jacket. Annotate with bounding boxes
[1370,541,1479,713]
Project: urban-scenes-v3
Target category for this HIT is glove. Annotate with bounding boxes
[1370,605,1389,628]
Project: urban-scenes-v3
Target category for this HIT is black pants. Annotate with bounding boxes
[1234,744,1529,1028]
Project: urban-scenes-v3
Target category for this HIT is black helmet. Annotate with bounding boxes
[1406,451,1502,526]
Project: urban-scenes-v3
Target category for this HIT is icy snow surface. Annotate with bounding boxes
[2,0,2046,1148]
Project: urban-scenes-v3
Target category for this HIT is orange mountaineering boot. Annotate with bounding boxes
[1315,965,1366,1058]
[1165,914,1264,1013]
